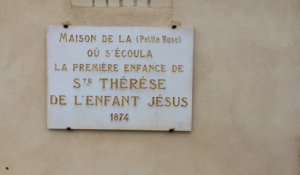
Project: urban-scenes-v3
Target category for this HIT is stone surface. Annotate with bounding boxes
[123,0,134,7]
[0,0,300,174]
[151,0,172,8]
[70,0,93,7]
[95,0,106,7]
[108,0,120,7]
[137,0,148,7]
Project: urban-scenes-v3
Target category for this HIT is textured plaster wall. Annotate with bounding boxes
[0,0,300,175]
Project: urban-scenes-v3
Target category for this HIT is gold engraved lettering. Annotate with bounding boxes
[148,96,189,107]
[105,49,153,58]
[99,78,108,89]
[77,96,139,107]
[73,78,81,88]
[129,79,138,89]
[59,33,96,43]
[98,78,166,90]
[110,78,118,89]
[124,64,166,73]
[112,96,121,106]
[50,95,67,105]
[119,35,132,43]
[73,64,118,72]
[162,35,181,44]
[54,64,67,71]
[86,96,94,105]
[137,35,160,43]
[74,96,82,105]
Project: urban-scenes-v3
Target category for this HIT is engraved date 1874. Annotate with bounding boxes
[110,113,129,121]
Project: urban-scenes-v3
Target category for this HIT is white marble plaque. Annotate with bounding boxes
[47,26,193,131]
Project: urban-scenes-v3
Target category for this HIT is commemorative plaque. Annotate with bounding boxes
[47,26,193,131]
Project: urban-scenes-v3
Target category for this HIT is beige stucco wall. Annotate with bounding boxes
[1,0,300,174]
